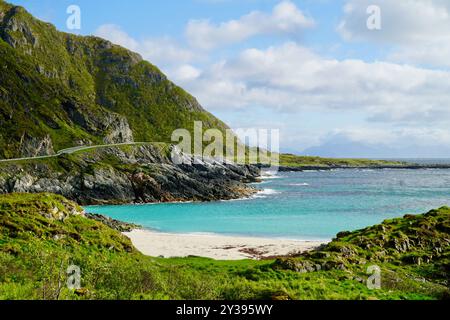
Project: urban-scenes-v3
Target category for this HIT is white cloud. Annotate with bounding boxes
[178,42,450,127]
[327,127,450,147]
[302,127,450,158]
[92,4,450,156]
[338,0,450,44]
[338,0,450,67]
[389,43,450,68]
[94,24,196,66]
[185,1,315,50]
[95,24,139,51]
[171,64,202,81]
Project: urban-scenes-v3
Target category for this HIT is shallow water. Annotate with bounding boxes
[85,169,450,241]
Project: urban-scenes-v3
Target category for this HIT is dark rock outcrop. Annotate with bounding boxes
[85,213,140,232]
[0,144,260,205]
[19,133,55,157]
[273,207,450,286]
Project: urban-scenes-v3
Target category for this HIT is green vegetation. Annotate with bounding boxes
[0,0,446,301]
[0,0,411,169]
[0,0,229,159]
[0,193,448,300]
[279,154,407,168]
[244,148,407,168]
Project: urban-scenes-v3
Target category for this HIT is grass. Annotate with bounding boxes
[0,193,449,300]
[0,1,412,169]
[279,154,407,168]
[0,0,230,159]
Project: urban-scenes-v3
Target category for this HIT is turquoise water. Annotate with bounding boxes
[85,169,450,241]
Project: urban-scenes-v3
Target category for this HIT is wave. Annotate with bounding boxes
[259,189,280,195]
[220,197,253,202]
[259,170,283,180]
[252,189,281,199]
[289,183,310,186]
[252,196,267,199]
[260,174,282,180]
[221,189,280,202]
[302,169,336,172]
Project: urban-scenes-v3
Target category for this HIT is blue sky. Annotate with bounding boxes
[11,0,450,157]
[14,0,383,60]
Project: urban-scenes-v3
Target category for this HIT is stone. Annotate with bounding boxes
[0,145,260,206]
[19,134,55,157]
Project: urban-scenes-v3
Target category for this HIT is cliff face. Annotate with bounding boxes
[0,144,260,205]
[19,133,55,157]
[0,1,229,159]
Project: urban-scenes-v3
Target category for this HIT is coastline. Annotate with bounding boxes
[124,229,327,260]
[275,164,450,172]
[95,167,449,260]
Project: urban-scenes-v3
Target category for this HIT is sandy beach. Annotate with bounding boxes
[124,229,327,260]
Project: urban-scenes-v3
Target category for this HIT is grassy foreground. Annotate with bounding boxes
[0,193,448,300]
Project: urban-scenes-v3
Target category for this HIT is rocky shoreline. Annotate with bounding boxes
[2,143,448,207]
[85,213,141,232]
[0,145,260,206]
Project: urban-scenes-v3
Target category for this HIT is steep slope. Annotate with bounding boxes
[0,1,228,159]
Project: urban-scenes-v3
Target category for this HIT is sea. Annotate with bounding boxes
[85,161,450,241]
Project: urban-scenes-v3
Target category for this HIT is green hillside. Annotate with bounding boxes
[0,0,228,159]
[0,193,448,300]
[279,154,408,168]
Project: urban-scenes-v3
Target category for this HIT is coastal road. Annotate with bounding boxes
[0,142,161,163]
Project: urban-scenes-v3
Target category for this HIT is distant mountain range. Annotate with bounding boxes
[301,136,450,159]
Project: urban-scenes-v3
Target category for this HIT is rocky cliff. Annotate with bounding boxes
[0,144,260,205]
[0,0,261,205]
[0,1,229,159]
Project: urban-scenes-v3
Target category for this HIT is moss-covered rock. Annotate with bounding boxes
[0,193,134,252]
[274,207,450,295]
